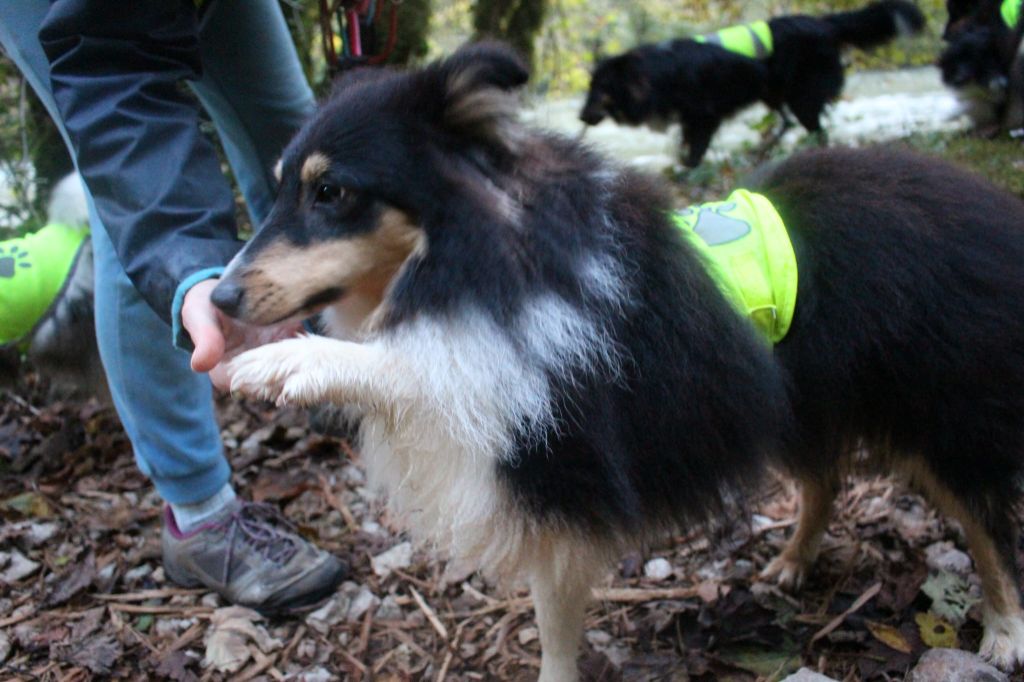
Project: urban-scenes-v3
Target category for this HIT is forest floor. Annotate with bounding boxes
[3,68,1024,681]
[2,372,1019,681]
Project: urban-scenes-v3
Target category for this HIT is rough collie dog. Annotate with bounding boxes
[940,0,1024,133]
[214,44,1024,677]
[579,0,925,167]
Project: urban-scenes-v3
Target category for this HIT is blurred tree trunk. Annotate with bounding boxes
[473,0,547,68]
[386,0,432,66]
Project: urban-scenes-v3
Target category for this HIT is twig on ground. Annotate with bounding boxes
[411,586,448,640]
[811,582,882,644]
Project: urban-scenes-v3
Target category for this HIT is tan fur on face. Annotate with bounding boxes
[300,152,331,185]
[237,208,425,325]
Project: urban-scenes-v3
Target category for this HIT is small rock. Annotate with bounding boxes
[925,541,973,577]
[643,557,673,581]
[585,629,631,668]
[201,592,221,608]
[20,521,60,547]
[341,464,365,485]
[123,564,152,583]
[518,627,538,645]
[306,593,350,634]
[296,638,318,661]
[371,541,413,578]
[729,559,755,581]
[906,648,1008,682]
[0,549,40,583]
[780,667,840,682]
[361,520,384,537]
[375,595,403,621]
[346,586,380,623]
[154,618,195,638]
[296,667,333,682]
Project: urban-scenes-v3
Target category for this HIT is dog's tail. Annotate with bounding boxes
[46,172,89,230]
[824,1,926,49]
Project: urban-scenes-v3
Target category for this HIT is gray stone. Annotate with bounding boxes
[925,541,974,577]
[907,648,1008,682]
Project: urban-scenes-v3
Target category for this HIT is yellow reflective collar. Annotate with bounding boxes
[0,223,89,348]
[694,21,774,59]
[672,189,797,344]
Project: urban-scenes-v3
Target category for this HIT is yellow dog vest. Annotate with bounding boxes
[1004,0,1020,28]
[694,21,774,59]
[0,223,89,348]
[672,189,797,344]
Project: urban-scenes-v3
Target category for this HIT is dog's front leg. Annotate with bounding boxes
[227,335,407,410]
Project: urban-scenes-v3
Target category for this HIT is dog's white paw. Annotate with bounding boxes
[760,553,811,591]
[228,337,330,407]
[979,611,1024,670]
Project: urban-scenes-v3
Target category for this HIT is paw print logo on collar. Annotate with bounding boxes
[0,245,32,278]
[677,202,752,245]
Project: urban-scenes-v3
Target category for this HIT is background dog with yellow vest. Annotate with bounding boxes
[0,173,106,401]
[940,0,1024,134]
[209,44,1024,678]
[580,0,926,167]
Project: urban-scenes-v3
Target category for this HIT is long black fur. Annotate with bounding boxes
[752,147,1024,580]
[231,43,787,534]
[580,1,925,167]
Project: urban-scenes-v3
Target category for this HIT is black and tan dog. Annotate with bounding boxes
[580,0,925,167]
[214,44,1024,678]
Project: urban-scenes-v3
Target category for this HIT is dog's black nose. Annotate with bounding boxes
[211,279,245,317]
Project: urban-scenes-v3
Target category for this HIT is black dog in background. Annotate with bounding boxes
[939,0,1024,133]
[580,1,925,167]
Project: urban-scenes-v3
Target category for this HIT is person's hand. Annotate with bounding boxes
[181,278,302,390]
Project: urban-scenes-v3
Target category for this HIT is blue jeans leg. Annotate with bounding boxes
[192,0,316,224]
[0,0,229,504]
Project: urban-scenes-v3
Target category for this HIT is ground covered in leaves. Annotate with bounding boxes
[2,368,1021,682]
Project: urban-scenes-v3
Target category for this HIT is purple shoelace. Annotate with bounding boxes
[215,502,301,585]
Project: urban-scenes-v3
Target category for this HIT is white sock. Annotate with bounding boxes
[170,483,237,533]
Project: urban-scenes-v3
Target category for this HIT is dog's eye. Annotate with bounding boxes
[315,183,343,203]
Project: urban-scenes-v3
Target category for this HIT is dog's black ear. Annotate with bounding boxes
[427,41,530,147]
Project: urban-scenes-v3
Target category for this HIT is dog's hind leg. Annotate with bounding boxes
[529,534,606,682]
[761,472,839,590]
[901,458,1024,670]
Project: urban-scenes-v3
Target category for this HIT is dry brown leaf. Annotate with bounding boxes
[203,606,283,673]
[866,620,913,654]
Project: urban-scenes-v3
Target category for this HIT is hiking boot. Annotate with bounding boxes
[162,500,347,614]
